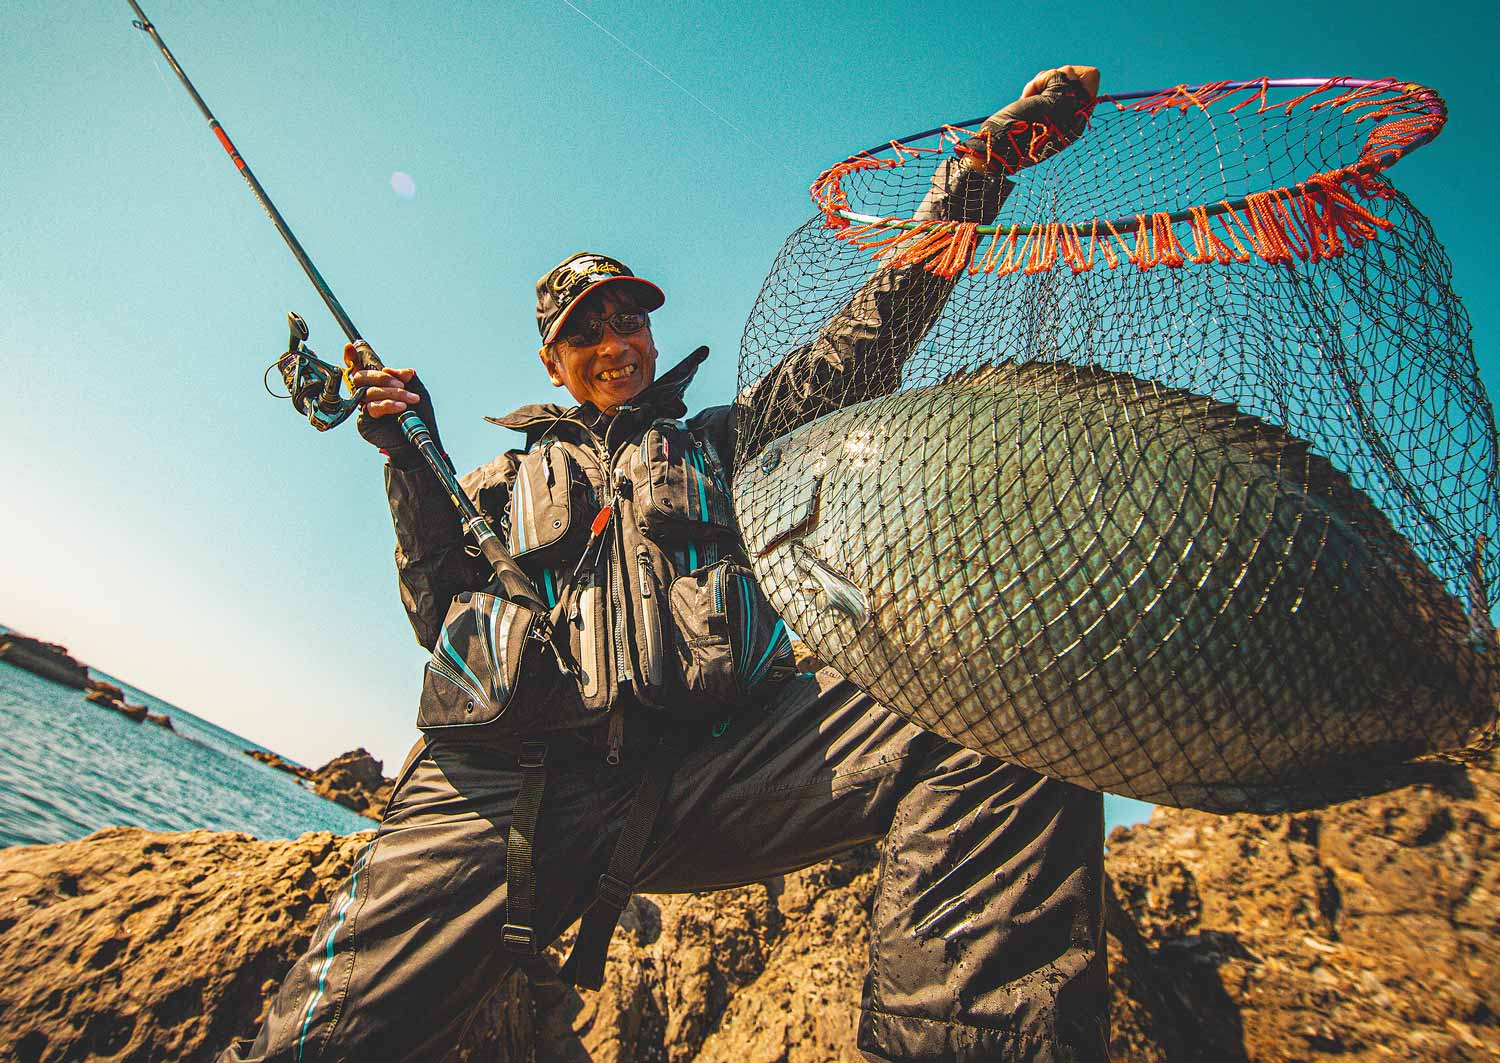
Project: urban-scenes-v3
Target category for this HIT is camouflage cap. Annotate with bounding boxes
[535,252,666,344]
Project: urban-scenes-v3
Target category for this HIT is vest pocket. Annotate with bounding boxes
[630,424,735,540]
[666,559,794,709]
[507,442,594,563]
[417,589,545,730]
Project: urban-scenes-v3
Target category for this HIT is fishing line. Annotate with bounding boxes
[559,0,800,181]
[133,31,217,182]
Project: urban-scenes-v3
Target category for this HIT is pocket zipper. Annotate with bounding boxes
[606,710,624,766]
[688,443,711,523]
[477,596,503,701]
[636,548,664,688]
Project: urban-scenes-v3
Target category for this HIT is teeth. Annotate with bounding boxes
[598,365,637,382]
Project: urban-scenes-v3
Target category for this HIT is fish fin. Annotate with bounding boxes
[756,475,824,557]
[798,548,870,626]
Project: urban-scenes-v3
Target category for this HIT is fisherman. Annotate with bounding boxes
[223,65,1107,1063]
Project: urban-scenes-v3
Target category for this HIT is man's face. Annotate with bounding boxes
[540,289,659,413]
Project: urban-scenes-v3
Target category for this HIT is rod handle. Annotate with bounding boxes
[347,338,386,373]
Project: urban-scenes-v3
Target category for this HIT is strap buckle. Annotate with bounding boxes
[501,923,535,952]
[518,741,548,770]
[597,873,632,911]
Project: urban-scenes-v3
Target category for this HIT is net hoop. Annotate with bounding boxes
[812,77,1447,277]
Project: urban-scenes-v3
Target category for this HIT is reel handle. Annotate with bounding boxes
[282,316,548,615]
[274,309,364,431]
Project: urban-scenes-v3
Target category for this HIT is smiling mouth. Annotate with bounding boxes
[598,364,637,383]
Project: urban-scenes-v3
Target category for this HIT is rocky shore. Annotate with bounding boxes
[1,754,1495,1062]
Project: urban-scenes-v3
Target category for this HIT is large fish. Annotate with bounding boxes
[732,362,1498,812]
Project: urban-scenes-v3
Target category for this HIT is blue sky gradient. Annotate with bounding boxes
[4,0,1496,770]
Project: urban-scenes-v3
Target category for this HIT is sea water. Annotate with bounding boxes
[0,645,1154,850]
[0,657,374,848]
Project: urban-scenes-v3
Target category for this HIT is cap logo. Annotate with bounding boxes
[547,255,629,308]
[537,251,659,340]
[567,256,621,279]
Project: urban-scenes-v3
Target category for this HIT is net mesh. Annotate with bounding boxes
[732,77,1499,812]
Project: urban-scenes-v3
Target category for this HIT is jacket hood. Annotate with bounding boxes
[486,346,710,445]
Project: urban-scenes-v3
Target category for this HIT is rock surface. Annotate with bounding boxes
[1103,754,1500,1062]
[2,760,1497,1062]
[0,827,370,1063]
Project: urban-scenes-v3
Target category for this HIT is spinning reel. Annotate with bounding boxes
[265,312,368,431]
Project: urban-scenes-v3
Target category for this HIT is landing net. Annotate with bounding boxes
[732,77,1499,811]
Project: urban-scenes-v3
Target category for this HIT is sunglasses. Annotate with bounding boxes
[560,310,649,348]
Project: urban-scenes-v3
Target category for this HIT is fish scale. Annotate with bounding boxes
[734,362,1499,812]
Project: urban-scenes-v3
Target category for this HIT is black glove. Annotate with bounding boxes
[357,372,442,470]
[957,71,1096,175]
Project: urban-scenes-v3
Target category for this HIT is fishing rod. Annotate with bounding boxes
[126,0,546,616]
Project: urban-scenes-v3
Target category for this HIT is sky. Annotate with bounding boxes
[3,0,1498,773]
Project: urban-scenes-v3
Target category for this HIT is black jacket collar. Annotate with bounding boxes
[486,346,709,446]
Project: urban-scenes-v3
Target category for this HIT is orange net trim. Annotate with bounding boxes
[812,77,1445,277]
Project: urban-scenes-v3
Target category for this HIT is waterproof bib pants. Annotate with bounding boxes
[219,670,1107,1063]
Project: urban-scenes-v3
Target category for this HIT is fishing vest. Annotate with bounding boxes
[414,348,795,751]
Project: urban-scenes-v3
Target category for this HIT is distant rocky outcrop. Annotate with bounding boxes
[0,630,173,729]
[242,748,313,780]
[242,748,394,821]
[2,760,1497,1062]
[0,633,90,688]
[83,684,149,723]
[308,748,394,820]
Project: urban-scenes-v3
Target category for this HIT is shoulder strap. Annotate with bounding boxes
[501,741,550,953]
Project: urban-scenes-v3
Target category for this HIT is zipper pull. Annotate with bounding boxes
[606,710,624,766]
[638,551,654,597]
[568,571,588,622]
